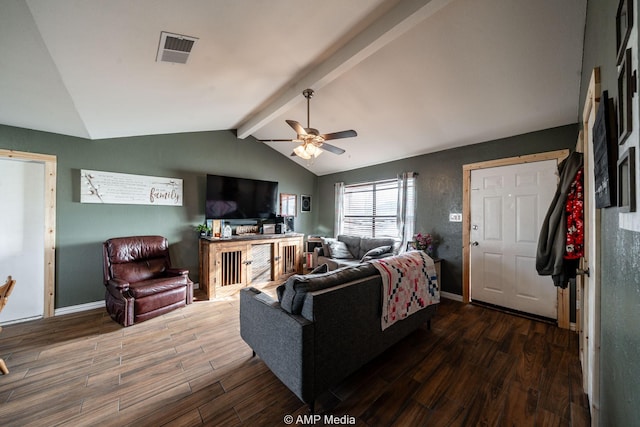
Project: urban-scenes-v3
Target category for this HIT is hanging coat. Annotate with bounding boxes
[536,151,583,288]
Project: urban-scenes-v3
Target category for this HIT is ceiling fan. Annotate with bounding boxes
[258,88,357,160]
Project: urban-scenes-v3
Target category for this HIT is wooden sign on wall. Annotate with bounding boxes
[80,169,183,206]
[592,91,617,208]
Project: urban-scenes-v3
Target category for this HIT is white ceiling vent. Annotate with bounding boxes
[156,31,198,64]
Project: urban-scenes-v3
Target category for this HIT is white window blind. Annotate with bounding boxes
[342,179,403,238]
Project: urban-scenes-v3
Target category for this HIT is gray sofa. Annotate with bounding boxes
[239,261,438,412]
[313,234,399,270]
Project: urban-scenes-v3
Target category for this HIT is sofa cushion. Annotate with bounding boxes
[128,275,189,299]
[279,263,378,314]
[276,263,329,301]
[111,258,167,283]
[326,240,354,259]
[360,245,393,262]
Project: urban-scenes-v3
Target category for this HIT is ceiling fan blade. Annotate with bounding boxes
[320,130,357,140]
[320,143,346,155]
[257,139,294,142]
[286,120,307,136]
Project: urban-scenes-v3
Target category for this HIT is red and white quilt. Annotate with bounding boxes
[370,251,439,331]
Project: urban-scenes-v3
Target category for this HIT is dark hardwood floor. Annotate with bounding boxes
[0,288,590,426]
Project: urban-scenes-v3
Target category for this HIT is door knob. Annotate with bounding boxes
[471,241,479,246]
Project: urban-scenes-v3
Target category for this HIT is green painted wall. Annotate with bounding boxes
[0,125,316,308]
[316,125,577,296]
[581,0,640,424]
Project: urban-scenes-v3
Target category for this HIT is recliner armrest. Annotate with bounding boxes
[107,278,129,290]
[165,268,189,276]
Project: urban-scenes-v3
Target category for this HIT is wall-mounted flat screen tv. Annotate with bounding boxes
[205,174,278,219]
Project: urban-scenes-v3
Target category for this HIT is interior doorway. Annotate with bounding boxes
[462,150,571,327]
[0,150,56,323]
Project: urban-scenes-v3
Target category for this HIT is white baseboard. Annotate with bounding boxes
[9,286,203,323]
[52,284,200,317]
[0,315,42,326]
[440,291,463,302]
[1,301,106,326]
[54,300,105,316]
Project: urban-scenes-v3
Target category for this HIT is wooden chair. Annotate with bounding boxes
[0,276,16,375]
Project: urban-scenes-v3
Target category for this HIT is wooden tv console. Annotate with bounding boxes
[198,233,304,299]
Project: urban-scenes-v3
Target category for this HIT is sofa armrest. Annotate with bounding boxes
[239,287,315,404]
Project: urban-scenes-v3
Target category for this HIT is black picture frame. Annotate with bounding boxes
[616,0,633,65]
[617,48,633,145]
[300,195,311,212]
[593,90,618,208]
[618,146,636,213]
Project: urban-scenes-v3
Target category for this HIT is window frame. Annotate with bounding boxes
[339,178,402,239]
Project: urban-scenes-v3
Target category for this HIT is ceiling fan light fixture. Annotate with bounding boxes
[260,89,356,159]
[305,143,322,157]
[294,144,311,160]
[293,142,322,160]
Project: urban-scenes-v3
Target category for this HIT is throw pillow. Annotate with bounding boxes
[320,237,336,257]
[338,235,361,259]
[276,263,328,303]
[327,240,353,259]
[309,263,329,274]
[279,263,378,314]
[360,245,392,262]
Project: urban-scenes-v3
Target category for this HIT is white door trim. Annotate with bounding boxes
[462,149,570,328]
[0,149,56,318]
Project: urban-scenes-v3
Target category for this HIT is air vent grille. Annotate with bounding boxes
[156,31,198,64]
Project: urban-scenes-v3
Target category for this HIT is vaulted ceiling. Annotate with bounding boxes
[0,0,587,175]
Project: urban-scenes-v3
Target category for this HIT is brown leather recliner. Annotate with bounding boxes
[102,236,193,327]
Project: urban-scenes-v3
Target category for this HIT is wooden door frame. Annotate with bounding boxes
[579,67,601,419]
[462,149,571,328]
[0,149,56,318]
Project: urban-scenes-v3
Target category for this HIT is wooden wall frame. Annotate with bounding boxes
[618,146,636,212]
[617,48,633,144]
[462,149,570,329]
[616,0,633,65]
[0,149,56,318]
[279,193,297,217]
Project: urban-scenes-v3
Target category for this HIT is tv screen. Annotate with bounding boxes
[205,174,278,219]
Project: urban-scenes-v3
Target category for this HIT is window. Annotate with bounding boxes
[337,175,415,240]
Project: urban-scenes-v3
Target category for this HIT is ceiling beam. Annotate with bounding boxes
[236,0,452,139]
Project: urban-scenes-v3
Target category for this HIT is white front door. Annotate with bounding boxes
[0,158,46,323]
[470,159,558,318]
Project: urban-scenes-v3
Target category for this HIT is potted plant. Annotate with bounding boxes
[195,224,211,237]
